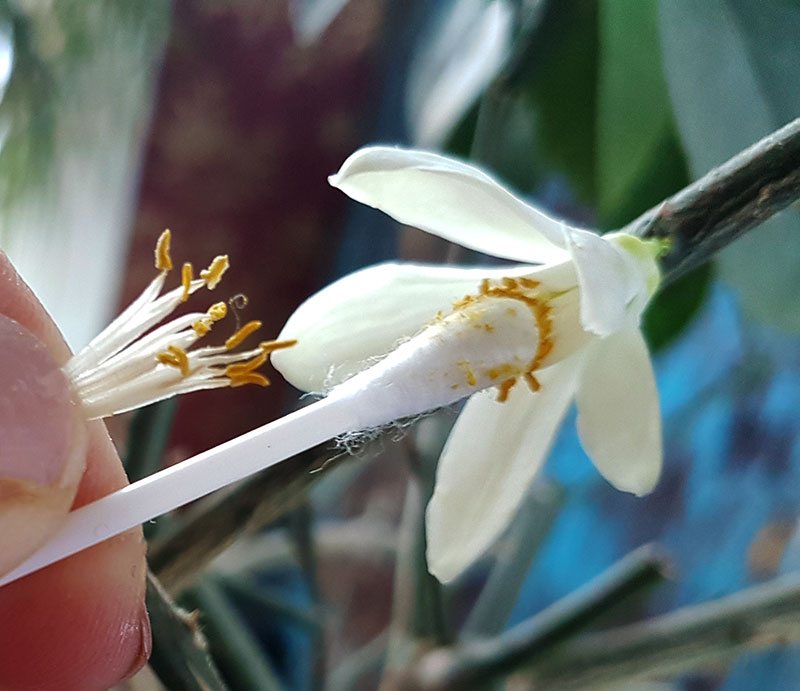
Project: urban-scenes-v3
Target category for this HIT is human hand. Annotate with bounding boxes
[0,252,149,690]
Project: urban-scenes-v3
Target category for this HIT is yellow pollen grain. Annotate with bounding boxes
[225,320,262,350]
[201,255,229,289]
[181,262,193,302]
[208,302,227,321]
[457,360,477,387]
[157,345,191,377]
[155,229,173,271]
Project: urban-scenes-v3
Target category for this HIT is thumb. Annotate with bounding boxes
[0,313,87,576]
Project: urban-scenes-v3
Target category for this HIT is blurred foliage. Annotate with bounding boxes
[0,0,169,211]
[660,0,800,332]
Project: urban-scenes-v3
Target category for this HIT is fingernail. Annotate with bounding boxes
[0,314,87,574]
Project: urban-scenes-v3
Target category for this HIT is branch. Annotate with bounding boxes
[409,544,671,690]
[624,117,800,284]
[528,573,800,690]
[148,449,335,593]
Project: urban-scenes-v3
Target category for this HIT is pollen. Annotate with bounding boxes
[201,255,229,289]
[456,274,556,404]
[181,262,193,302]
[225,320,262,350]
[155,229,173,271]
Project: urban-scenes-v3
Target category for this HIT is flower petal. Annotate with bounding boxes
[425,358,582,583]
[565,228,648,337]
[329,146,570,263]
[575,328,662,496]
[272,261,574,392]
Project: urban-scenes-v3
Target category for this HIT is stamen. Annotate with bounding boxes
[496,378,517,403]
[259,339,297,355]
[225,320,262,350]
[192,302,228,336]
[157,345,191,377]
[524,372,541,392]
[208,302,227,321]
[225,350,268,377]
[228,372,271,387]
[155,229,173,271]
[69,232,296,419]
[201,255,229,289]
[181,263,193,302]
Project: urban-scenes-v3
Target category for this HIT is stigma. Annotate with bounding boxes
[65,229,296,420]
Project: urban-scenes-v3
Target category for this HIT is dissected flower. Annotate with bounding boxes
[272,146,665,583]
[66,230,295,420]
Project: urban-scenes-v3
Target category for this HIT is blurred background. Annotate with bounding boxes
[2,1,800,689]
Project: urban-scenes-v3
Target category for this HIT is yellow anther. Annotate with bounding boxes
[200,255,229,289]
[157,345,191,377]
[225,320,262,350]
[155,229,173,271]
[496,378,517,403]
[524,372,541,392]
[208,302,227,321]
[259,339,297,355]
[181,262,193,302]
[225,351,268,378]
[519,277,540,290]
[192,319,211,336]
[229,372,271,388]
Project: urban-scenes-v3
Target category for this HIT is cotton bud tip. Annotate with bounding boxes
[327,291,542,430]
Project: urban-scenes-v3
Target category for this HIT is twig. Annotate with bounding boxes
[328,631,390,691]
[625,116,800,284]
[148,449,335,593]
[528,573,800,690]
[409,544,671,690]
[182,578,286,691]
[145,571,229,691]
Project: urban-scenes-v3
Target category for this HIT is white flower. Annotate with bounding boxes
[66,230,295,420]
[271,146,664,583]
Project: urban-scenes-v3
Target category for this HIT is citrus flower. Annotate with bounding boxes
[67,229,295,420]
[272,146,664,583]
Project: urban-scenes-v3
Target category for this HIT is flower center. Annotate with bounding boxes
[452,276,554,402]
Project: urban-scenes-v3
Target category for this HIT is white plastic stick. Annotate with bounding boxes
[0,395,359,586]
[0,289,532,586]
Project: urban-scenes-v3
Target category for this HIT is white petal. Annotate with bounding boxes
[575,329,662,496]
[272,261,573,392]
[565,228,648,337]
[425,358,582,583]
[329,147,570,263]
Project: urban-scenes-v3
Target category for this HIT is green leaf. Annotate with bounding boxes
[522,0,599,203]
[595,0,673,221]
[659,0,800,332]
